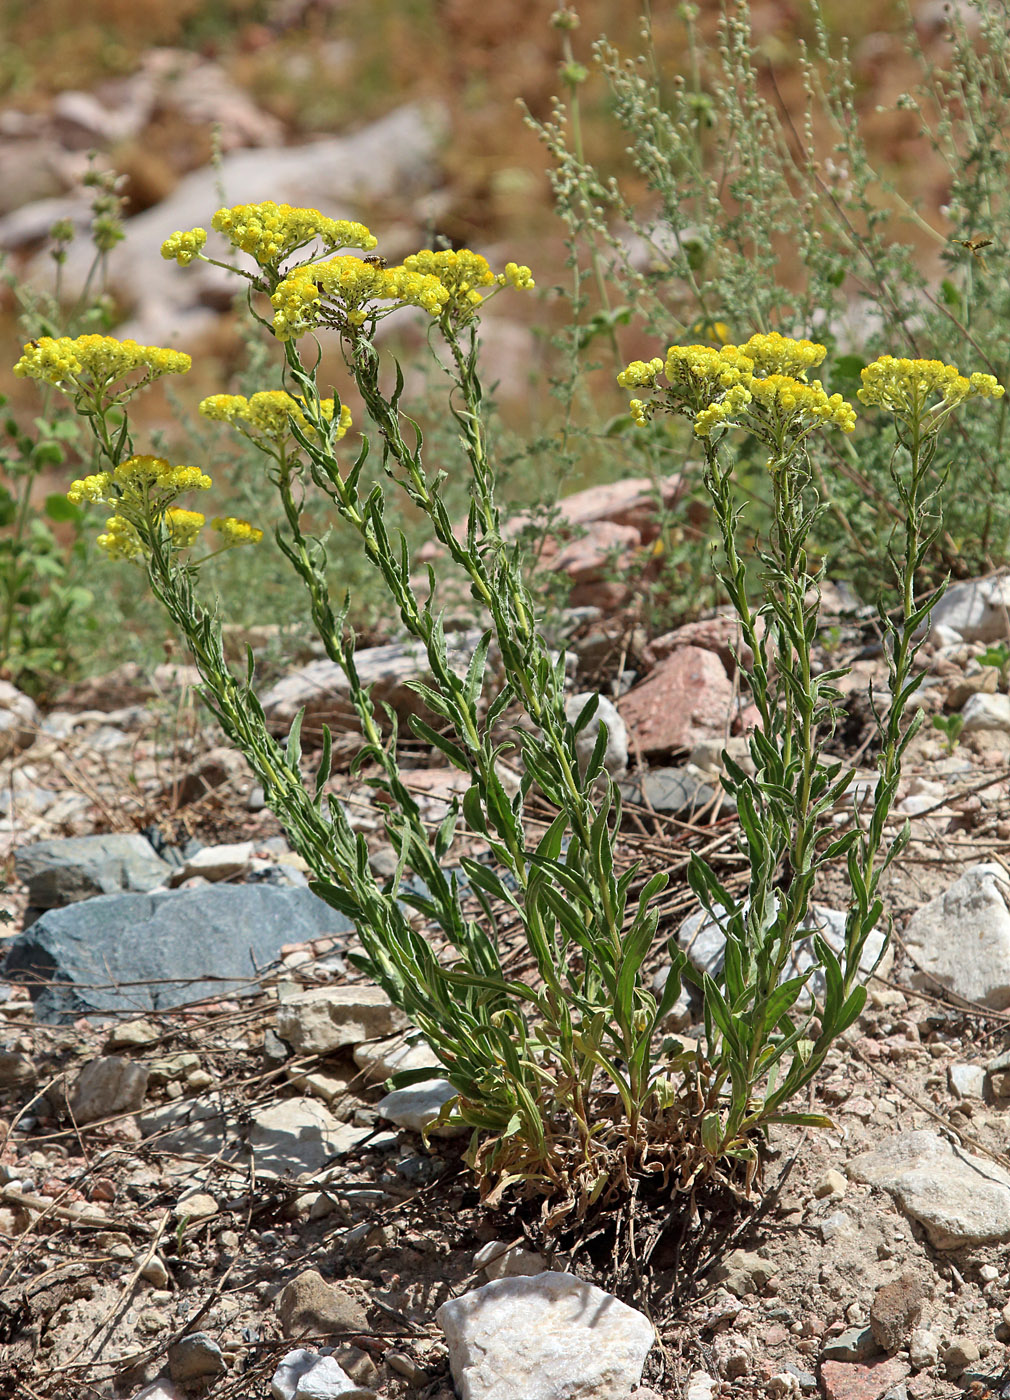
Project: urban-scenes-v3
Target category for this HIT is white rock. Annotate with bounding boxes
[437,1271,654,1400]
[376,1080,457,1132]
[277,985,408,1055]
[961,692,1010,733]
[926,573,1010,643]
[908,1328,940,1369]
[0,680,38,759]
[352,1032,441,1085]
[847,1129,1010,1248]
[565,692,629,778]
[70,1055,148,1124]
[901,864,1010,1008]
[813,1169,847,1200]
[948,1063,987,1100]
[130,1382,187,1400]
[678,901,890,1002]
[473,1240,547,1280]
[686,1372,718,1400]
[270,1349,375,1400]
[178,841,253,882]
[249,1098,370,1177]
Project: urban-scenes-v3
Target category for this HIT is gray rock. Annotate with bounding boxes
[261,629,483,744]
[14,833,171,908]
[926,573,1010,643]
[277,1269,369,1338]
[139,1096,231,1159]
[678,901,889,1002]
[0,680,38,759]
[847,1130,1010,1248]
[707,1249,777,1298]
[352,1032,441,1085]
[473,1241,547,1280]
[942,1338,980,1377]
[376,1080,457,1132]
[901,864,1010,1008]
[638,766,720,816]
[175,841,253,883]
[0,1052,36,1088]
[820,1327,882,1362]
[277,986,408,1056]
[70,1056,148,1125]
[948,1063,987,1099]
[437,1270,654,1400]
[270,1348,375,1400]
[3,885,352,1022]
[908,1328,939,1369]
[167,1332,227,1383]
[248,1098,369,1177]
[565,692,628,779]
[961,692,1010,733]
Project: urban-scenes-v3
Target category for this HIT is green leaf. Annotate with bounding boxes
[43,493,83,524]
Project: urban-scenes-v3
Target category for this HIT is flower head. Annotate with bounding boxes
[270,256,449,339]
[95,515,143,561]
[212,516,264,547]
[13,335,190,398]
[161,228,208,266]
[164,508,205,548]
[199,390,351,447]
[858,355,1004,426]
[210,202,376,270]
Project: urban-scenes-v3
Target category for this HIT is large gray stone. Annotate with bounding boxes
[900,864,1010,1008]
[248,1098,370,1178]
[847,1130,1010,1249]
[70,1055,148,1124]
[14,833,171,908]
[437,1271,654,1400]
[926,573,1010,643]
[2,885,353,1022]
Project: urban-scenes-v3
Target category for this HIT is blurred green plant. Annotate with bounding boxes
[978,641,1010,691]
[931,711,964,754]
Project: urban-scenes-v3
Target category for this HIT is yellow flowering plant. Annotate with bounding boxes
[619,333,1003,1163]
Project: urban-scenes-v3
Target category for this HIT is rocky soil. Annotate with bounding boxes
[4,486,1010,1400]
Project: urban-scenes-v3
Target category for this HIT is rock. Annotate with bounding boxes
[473,1241,547,1280]
[167,1332,227,1383]
[635,766,721,816]
[376,1080,457,1131]
[565,692,628,778]
[271,1348,377,1400]
[69,1056,148,1125]
[645,614,754,676]
[0,680,38,759]
[819,1358,908,1400]
[707,1250,777,1298]
[678,902,889,1003]
[0,1052,36,1087]
[176,841,253,883]
[14,833,171,908]
[174,1192,218,1221]
[821,1328,882,1362]
[261,630,483,744]
[847,1129,1010,1248]
[941,1338,979,1377]
[352,1033,441,1085]
[106,1018,161,1049]
[813,1169,848,1200]
[277,985,408,1056]
[907,1328,939,1370]
[277,1269,369,1338]
[504,474,687,540]
[139,1096,231,1159]
[900,864,1010,1008]
[130,1381,187,1400]
[869,1273,926,1352]
[285,1065,355,1105]
[685,1374,717,1400]
[648,965,694,1032]
[961,692,1010,732]
[3,885,352,1023]
[550,521,642,603]
[436,1270,654,1400]
[139,1252,170,1288]
[926,573,1010,643]
[947,1063,986,1099]
[249,1098,369,1177]
[618,646,736,757]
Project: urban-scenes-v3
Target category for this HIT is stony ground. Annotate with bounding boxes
[4,533,1010,1399]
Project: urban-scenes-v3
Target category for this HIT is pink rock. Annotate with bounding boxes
[504,474,688,540]
[619,647,736,758]
[645,615,755,675]
[551,521,642,585]
[820,1357,908,1400]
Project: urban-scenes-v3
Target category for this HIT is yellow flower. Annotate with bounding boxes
[165,508,205,548]
[211,516,264,546]
[740,331,826,380]
[270,256,449,340]
[160,228,208,265]
[858,355,1004,422]
[743,374,857,436]
[67,471,113,505]
[404,248,496,321]
[113,455,212,499]
[95,515,143,561]
[210,202,376,268]
[617,358,664,390]
[502,261,535,290]
[13,335,190,395]
[199,390,351,445]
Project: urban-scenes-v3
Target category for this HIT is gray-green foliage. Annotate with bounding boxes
[534,0,1010,594]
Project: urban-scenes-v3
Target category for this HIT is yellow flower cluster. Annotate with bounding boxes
[208,202,376,268]
[618,335,857,445]
[403,249,496,318]
[67,456,212,508]
[161,228,208,266]
[212,516,264,546]
[858,356,1005,419]
[13,336,191,392]
[96,515,142,561]
[503,261,535,290]
[270,256,449,339]
[199,390,352,445]
[165,507,205,548]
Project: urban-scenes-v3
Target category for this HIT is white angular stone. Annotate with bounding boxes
[270,1349,375,1400]
[249,1098,370,1177]
[436,1270,654,1400]
[352,1032,441,1085]
[376,1080,457,1131]
[901,864,1010,1008]
[277,985,408,1055]
[948,1063,987,1100]
[565,692,629,778]
[473,1240,547,1280]
[908,1328,939,1370]
[961,692,1010,733]
[70,1055,148,1125]
[847,1129,1010,1248]
[678,901,890,1002]
[178,841,253,882]
[926,573,1010,643]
